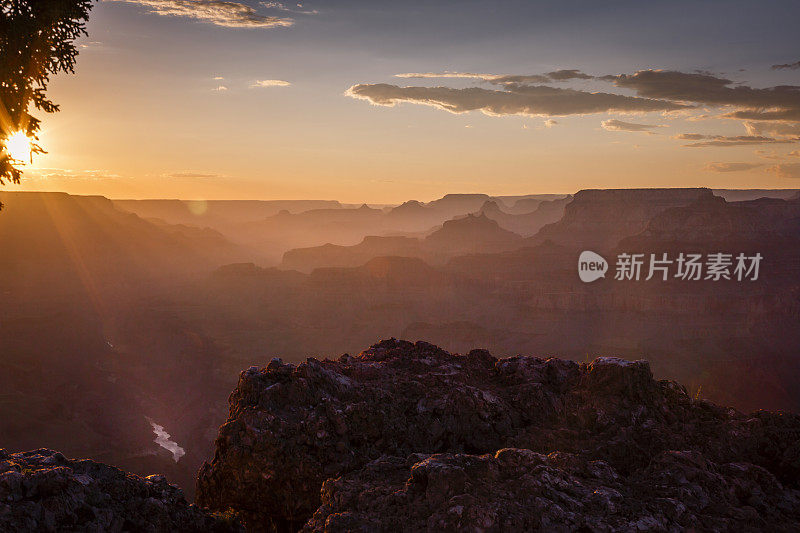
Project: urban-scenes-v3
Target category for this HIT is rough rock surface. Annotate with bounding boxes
[196,339,800,531]
[0,448,242,532]
[306,448,800,532]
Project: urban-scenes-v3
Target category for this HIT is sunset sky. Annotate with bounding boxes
[13,0,800,203]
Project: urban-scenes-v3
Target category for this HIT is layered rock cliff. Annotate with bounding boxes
[477,196,571,236]
[196,339,800,531]
[532,188,714,250]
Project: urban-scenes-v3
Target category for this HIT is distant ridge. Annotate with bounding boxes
[113,198,343,226]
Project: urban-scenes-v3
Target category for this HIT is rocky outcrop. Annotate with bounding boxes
[196,339,800,531]
[306,448,800,532]
[0,448,242,532]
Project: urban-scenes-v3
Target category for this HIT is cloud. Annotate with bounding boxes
[612,70,800,110]
[394,70,594,86]
[772,61,800,70]
[213,85,228,91]
[213,76,224,80]
[381,68,800,120]
[724,109,800,122]
[168,172,220,178]
[674,133,706,140]
[26,168,122,182]
[353,66,800,138]
[674,133,796,147]
[611,70,800,128]
[754,149,785,160]
[702,162,762,172]
[544,119,558,128]
[545,69,594,81]
[345,83,689,118]
[261,2,318,15]
[394,72,550,84]
[251,79,291,88]
[744,121,800,139]
[789,150,800,157]
[766,163,800,178]
[601,119,667,133]
[108,0,294,28]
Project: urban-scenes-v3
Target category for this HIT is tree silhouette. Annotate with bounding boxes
[0,0,93,191]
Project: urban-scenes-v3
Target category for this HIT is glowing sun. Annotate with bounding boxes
[5,131,32,163]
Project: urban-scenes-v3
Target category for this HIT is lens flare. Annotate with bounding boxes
[4,131,32,162]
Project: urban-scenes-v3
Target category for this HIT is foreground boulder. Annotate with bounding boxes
[306,448,800,532]
[0,448,241,532]
[196,339,800,531]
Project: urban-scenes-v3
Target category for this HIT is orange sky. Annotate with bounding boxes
[9,1,800,203]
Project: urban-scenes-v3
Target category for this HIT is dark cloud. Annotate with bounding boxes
[346,83,689,117]
[544,69,595,81]
[108,0,293,28]
[673,133,796,147]
[612,70,800,134]
[772,61,800,70]
[601,119,667,133]
[492,74,559,85]
[357,66,800,138]
[702,162,762,172]
[724,109,800,121]
[613,70,800,112]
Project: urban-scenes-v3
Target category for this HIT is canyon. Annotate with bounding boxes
[0,187,798,512]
